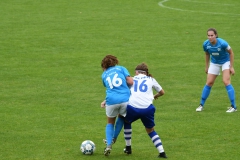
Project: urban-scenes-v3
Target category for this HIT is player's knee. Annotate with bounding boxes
[206,82,214,86]
[222,79,230,86]
[145,127,154,134]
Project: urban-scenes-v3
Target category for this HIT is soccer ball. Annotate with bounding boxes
[80,140,96,155]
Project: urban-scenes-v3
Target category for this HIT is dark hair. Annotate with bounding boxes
[207,28,218,38]
[101,55,119,69]
[135,62,152,77]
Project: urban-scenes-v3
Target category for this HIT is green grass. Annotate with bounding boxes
[1,0,240,159]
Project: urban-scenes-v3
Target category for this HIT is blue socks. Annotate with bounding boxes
[105,117,125,147]
[200,84,236,109]
[226,84,236,109]
[113,116,124,139]
[106,124,114,147]
[200,85,212,106]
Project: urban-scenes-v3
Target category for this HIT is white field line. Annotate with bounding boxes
[180,0,234,6]
[158,0,240,16]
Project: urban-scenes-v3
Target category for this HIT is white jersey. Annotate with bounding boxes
[129,74,162,109]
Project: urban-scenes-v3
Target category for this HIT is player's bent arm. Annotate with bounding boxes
[228,48,234,68]
[126,76,133,86]
[227,48,235,75]
[205,52,210,73]
[154,89,165,100]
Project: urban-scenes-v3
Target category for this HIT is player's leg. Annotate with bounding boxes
[123,121,132,154]
[113,115,124,142]
[123,105,138,154]
[103,115,123,145]
[113,102,128,141]
[197,63,219,111]
[222,63,237,112]
[104,104,119,156]
[146,128,167,158]
[202,73,218,104]
[142,104,167,158]
[106,117,116,146]
[104,116,115,156]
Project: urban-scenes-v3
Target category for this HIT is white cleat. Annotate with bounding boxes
[226,107,237,113]
[196,105,203,112]
[104,147,111,156]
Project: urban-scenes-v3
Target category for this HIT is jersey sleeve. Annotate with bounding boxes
[121,66,131,77]
[221,39,230,50]
[203,40,208,52]
[152,78,162,92]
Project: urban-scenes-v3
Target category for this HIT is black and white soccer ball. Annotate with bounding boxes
[80,140,96,155]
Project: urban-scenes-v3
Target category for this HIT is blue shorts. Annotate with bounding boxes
[125,104,155,128]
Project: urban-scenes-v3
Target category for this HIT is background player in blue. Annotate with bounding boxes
[123,63,167,158]
[196,28,237,113]
[100,55,133,156]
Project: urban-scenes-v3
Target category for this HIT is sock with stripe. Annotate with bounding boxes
[124,122,132,146]
[148,131,164,153]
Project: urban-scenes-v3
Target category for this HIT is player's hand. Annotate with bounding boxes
[100,100,106,108]
[230,67,235,75]
[205,67,208,74]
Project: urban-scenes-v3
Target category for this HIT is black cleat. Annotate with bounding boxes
[123,146,132,154]
[158,152,167,158]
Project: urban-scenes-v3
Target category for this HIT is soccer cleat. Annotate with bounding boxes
[158,152,167,158]
[104,147,111,156]
[103,138,116,145]
[226,107,237,113]
[123,146,132,154]
[196,105,203,112]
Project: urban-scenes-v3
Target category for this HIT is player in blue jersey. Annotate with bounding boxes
[123,63,167,158]
[196,28,237,113]
[100,55,133,156]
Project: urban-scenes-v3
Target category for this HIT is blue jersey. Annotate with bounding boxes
[203,38,230,64]
[102,66,131,105]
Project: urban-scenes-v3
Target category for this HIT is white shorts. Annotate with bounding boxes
[208,61,230,75]
[105,102,128,118]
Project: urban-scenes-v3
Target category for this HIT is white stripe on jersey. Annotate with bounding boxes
[226,45,231,50]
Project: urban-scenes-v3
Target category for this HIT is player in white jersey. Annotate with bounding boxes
[196,28,237,113]
[101,55,133,156]
[123,63,167,158]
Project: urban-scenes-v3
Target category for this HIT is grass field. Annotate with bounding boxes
[1,0,240,159]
